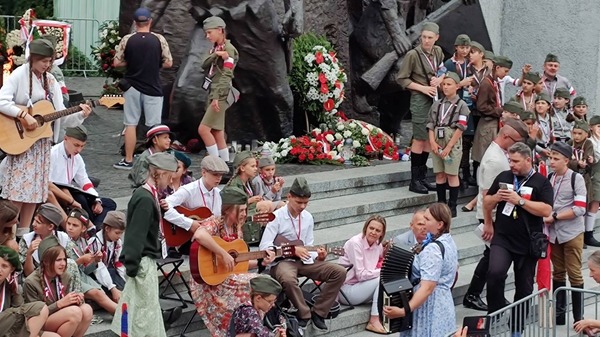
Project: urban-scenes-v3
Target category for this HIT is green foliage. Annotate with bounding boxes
[91,20,123,80]
[62,45,97,77]
[1,0,54,19]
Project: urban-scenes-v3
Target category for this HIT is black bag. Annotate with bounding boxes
[521,208,548,259]
[117,78,131,91]
[264,304,302,337]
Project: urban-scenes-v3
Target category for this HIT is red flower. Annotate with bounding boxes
[317,153,325,160]
[315,52,324,64]
[308,154,314,161]
[320,83,329,94]
[319,73,327,84]
[299,154,306,162]
[102,64,109,70]
[338,110,348,120]
[291,138,297,145]
[324,99,334,112]
[366,145,374,153]
[110,50,116,55]
[335,80,342,89]
[329,51,337,62]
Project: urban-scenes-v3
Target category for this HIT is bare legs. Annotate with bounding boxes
[44,304,92,337]
[198,124,227,159]
[85,288,117,314]
[124,126,137,163]
[12,201,37,235]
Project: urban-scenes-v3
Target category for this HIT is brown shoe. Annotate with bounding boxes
[366,322,387,334]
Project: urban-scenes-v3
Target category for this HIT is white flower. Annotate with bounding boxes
[273,152,281,158]
[343,130,352,138]
[109,38,115,44]
[304,53,316,64]
[367,124,374,131]
[337,123,344,131]
[318,94,328,103]
[348,122,357,129]
[361,128,369,136]
[335,133,343,140]
[332,109,338,114]
[352,140,361,148]
[337,144,343,151]
[325,134,334,142]
[319,63,331,73]
[281,149,289,157]
[313,128,322,135]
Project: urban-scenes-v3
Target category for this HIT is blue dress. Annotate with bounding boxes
[399,233,458,337]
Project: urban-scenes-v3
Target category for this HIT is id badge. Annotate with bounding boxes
[161,238,168,259]
[436,127,445,139]
[202,76,212,91]
[502,202,515,217]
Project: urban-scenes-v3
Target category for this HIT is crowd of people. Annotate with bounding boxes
[0,5,599,337]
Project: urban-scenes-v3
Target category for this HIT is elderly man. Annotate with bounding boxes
[540,53,575,98]
[393,209,427,249]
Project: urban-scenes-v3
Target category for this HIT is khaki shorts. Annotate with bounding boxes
[201,99,230,131]
[410,94,433,141]
[432,127,462,175]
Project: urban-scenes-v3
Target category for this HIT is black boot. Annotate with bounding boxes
[554,280,567,325]
[572,284,584,323]
[409,166,428,194]
[469,161,479,186]
[463,275,488,311]
[461,167,471,190]
[419,165,436,191]
[448,186,459,218]
[584,231,600,247]
[436,183,447,203]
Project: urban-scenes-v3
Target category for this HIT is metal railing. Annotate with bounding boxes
[553,286,600,337]
[58,17,101,77]
[487,289,552,337]
[0,15,18,32]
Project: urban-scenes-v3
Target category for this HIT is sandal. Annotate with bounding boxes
[366,322,387,334]
[462,205,473,212]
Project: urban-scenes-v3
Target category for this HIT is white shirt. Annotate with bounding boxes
[49,141,99,196]
[0,63,85,143]
[164,178,222,230]
[259,204,317,264]
[21,231,70,264]
[497,75,520,105]
[88,230,125,290]
[476,141,510,220]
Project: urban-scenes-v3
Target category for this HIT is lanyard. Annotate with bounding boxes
[513,169,535,193]
[438,102,455,124]
[574,148,583,161]
[453,56,467,79]
[144,183,164,236]
[420,51,437,73]
[243,181,254,197]
[487,77,501,108]
[521,94,534,111]
[199,180,215,209]
[288,211,302,240]
[43,275,63,302]
[551,173,566,202]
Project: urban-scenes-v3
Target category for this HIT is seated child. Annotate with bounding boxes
[23,236,93,337]
[89,211,127,298]
[64,208,117,314]
[228,275,286,337]
[0,200,19,251]
[252,157,286,211]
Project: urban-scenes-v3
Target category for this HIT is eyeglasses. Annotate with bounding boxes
[261,296,277,306]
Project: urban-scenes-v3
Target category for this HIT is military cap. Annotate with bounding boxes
[65,125,88,142]
[494,55,513,69]
[550,141,572,159]
[147,152,178,172]
[535,93,552,104]
[554,88,570,99]
[573,119,590,134]
[42,35,58,48]
[444,72,461,84]
[29,39,55,57]
[483,50,495,61]
[289,177,311,198]
[545,53,559,63]
[469,41,485,53]
[134,7,152,22]
[146,124,172,140]
[38,235,61,260]
[203,16,226,30]
[523,71,542,84]
[573,96,587,107]
[67,208,90,226]
[590,115,600,126]
[258,156,275,168]
[250,275,282,295]
[421,22,439,34]
[201,155,230,174]
[103,211,126,229]
[503,118,529,140]
[233,151,254,169]
[37,203,64,229]
[454,34,471,46]
[220,187,248,205]
[503,101,524,114]
[174,151,192,169]
[519,110,536,121]
[0,246,21,271]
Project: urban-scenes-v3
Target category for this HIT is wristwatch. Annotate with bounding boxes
[518,198,526,207]
[552,212,558,221]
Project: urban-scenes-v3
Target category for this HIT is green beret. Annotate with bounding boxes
[250,275,282,295]
[573,96,587,107]
[554,88,570,99]
[174,151,192,169]
[29,39,55,57]
[0,246,21,271]
[590,115,600,126]
[220,187,248,205]
[494,55,513,69]
[37,203,64,229]
[203,16,226,30]
[483,50,495,61]
[421,22,439,34]
[201,155,230,174]
[444,72,461,84]
[519,110,536,121]
[573,119,590,134]
[258,156,275,168]
[535,93,552,104]
[147,152,178,172]
[65,125,88,142]
[545,53,559,63]
[289,177,311,198]
[67,208,90,226]
[233,151,254,169]
[523,71,541,84]
[503,101,524,114]
[454,34,471,46]
[38,235,61,260]
[551,141,572,159]
[469,41,485,53]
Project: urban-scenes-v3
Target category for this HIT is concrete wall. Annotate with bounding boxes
[479,0,504,53]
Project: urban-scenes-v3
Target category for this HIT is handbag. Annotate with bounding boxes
[522,209,549,259]
[227,85,240,105]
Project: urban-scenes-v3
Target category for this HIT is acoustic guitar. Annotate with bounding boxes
[162,206,276,247]
[273,235,345,257]
[0,96,125,155]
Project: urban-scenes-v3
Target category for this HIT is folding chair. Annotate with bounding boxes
[180,310,200,337]
[156,257,193,308]
[299,263,355,314]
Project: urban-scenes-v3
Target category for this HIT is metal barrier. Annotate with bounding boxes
[553,286,600,337]
[0,15,18,31]
[58,17,101,77]
[486,289,552,337]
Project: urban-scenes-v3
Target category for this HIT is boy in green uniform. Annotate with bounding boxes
[396,22,445,194]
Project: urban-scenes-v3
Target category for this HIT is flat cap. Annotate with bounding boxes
[573,96,587,107]
[38,235,61,260]
[250,275,282,295]
[454,34,471,46]
[589,115,600,126]
[103,211,126,229]
[519,110,536,121]
[551,141,572,159]
[258,156,275,168]
[444,72,461,84]
[233,151,254,169]
[220,187,248,205]
[65,125,88,142]
[289,177,311,198]
[30,39,55,57]
[203,16,226,30]
[535,93,552,104]
[503,118,529,140]
[201,155,229,174]
[523,71,542,84]
[494,55,513,69]
[174,151,192,169]
[134,8,152,22]
[421,22,439,34]
[0,246,21,271]
[545,53,559,63]
[37,203,64,229]
[147,152,178,172]
[554,88,570,99]
[573,119,590,133]
[503,101,524,115]
[470,41,485,53]
[67,208,90,227]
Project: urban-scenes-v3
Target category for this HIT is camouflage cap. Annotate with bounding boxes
[29,39,55,57]
[573,119,590,134]
[589,115,600,126]
[37,203,64,229]
[233,151,253,169]
[523,72,542,84]
[503,101,524,114]
[258,156,275,168]
[38,235,61,260]
[494,55,513,69]
[65,125,88,142]
[535,93,552,104]
[470,41,485,53]
[554,88,570,99]
[545,53,559,63]
[422,22,439,34]
[519,110,536,121]
[444,72,461,84]
[483,50,495,61]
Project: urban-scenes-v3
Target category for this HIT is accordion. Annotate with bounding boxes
[378,245,415,333]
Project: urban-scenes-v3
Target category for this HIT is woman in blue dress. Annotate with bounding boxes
[383,202,459,337]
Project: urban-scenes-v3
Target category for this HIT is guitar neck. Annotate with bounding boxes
[42,100,97,122]
[234,250,269,262]
[304,246,327,253]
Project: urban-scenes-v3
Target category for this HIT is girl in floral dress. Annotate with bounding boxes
[189,186,275,337]
[0,38,91,237]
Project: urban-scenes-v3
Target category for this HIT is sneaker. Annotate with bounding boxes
[90,315,104,325]
[113,158,133,170]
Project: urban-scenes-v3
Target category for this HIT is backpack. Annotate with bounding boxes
[548,171,578,192]
[228,304,302,337]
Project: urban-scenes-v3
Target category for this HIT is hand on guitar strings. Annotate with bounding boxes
[79,103,92,118]
[294,246,311,261]
[262,249,276,266]
[21,113,38,131]
[220,249,235,272]
[316,247,327,261]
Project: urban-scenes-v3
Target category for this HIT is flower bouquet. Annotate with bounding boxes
[91,20,123,92]
[33,20,72,66]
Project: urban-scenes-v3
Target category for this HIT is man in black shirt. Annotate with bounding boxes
[113,7,173,170]
[482,142,553,331]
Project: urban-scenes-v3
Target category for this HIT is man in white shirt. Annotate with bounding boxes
[259,177,346,330]
[49,126,116,229]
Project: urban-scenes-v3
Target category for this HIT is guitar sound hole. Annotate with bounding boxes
[34,115,45,126]
[229,250,239,261]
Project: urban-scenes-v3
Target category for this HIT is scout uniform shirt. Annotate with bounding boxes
[23,269,73,314]
[201,39,239,102]
[397,44,445,96]
[0,279,46,337]
[552,108,572,141]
